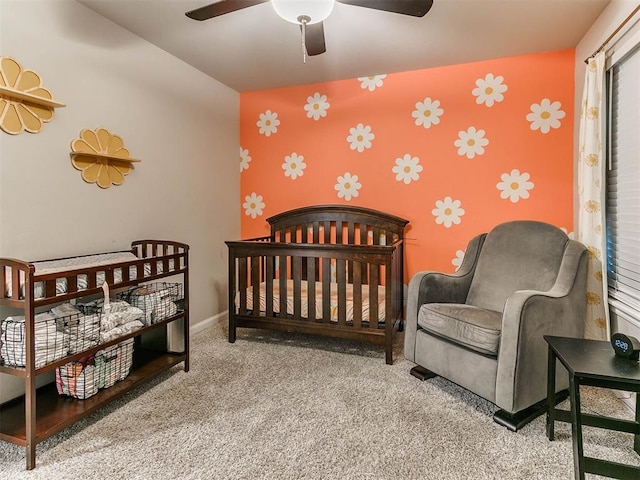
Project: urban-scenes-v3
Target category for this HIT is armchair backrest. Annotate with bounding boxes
[466,221,569,312]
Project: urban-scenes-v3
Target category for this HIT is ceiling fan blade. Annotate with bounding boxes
[303,22,326,56]
[336,0,433,17]
[185,0,268,21]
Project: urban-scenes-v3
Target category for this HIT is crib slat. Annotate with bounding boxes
[239,257,248,314]
[279,255,287,317]
[372,227,380,245]
[307,257,316,321]
[251,256,260,317]
[352,261,362,328]
[386,258,393,330]
[347,222,355,244]
[347,223,355,283]
[336,258,346,325]
[292,256,301,318]
[266,255,274,317]
[312,222,320,281]
[322,257,331,323]
[370,265,379,329]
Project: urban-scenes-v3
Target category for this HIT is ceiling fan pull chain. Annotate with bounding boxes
[298,15,310,64]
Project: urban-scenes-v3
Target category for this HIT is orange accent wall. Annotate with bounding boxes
[240,49,575,280]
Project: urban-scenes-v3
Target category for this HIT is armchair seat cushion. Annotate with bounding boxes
[418,303,502,357]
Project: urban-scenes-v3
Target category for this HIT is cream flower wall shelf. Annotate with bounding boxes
[70,128,141,189]
[0,56,65,135]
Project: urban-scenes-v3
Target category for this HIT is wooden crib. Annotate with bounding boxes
[226,205,409,364]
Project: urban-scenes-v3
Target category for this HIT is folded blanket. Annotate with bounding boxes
[100,319,144,343]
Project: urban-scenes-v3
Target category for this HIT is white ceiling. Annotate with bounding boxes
[77,0,611,92]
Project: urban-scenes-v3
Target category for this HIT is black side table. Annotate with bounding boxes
[545,335,640,480]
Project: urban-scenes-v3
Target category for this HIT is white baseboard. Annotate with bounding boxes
[167,310,227,351]
[190,310,228,335]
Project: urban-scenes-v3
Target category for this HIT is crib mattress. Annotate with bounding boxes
[236,279,386,323]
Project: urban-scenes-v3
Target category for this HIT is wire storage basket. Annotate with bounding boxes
[117,282,184,326]
[55,338,135,399]
[0,310,101,369]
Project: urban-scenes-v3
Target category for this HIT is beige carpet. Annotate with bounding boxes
[2,321,639,479]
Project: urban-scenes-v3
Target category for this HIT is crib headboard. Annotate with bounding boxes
[267,205,408,246]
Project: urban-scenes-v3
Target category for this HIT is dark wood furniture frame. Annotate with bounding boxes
[545,335,640,480]
[226,205,408,364]
[0,240,189,470]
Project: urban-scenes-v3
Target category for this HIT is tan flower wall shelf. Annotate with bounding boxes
[70,128,141,189]
[0,56,65,135]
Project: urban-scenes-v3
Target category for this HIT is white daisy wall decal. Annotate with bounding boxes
[304,92,330,121]
[256,110,280,137]
[243,192,265,218]
[454,127,489,159]
[526,99,566,133]
[392,154,423,184]
[452,250,465,271]
[496,169,534,203]
[239,147,251,172]
[335,172,361,201]
[472,73,508,107]
[282,152,306,180]
[412,97,444,129]
[358,74,387,91]
[346,123,375,152]
[432,197,465,228]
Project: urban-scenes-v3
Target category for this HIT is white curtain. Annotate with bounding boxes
[577,51,609,340]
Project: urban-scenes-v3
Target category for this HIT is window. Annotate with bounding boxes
[606,44,640,327]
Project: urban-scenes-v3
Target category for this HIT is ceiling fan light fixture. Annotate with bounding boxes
[271,0,335,25]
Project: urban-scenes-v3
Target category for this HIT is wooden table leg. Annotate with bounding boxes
[546,345,557,441]
[569,374,585,480]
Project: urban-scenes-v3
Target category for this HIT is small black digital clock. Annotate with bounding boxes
[611,332,640,361]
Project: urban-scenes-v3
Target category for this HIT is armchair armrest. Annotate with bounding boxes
[495,241,588,412]
[404,233,485,361]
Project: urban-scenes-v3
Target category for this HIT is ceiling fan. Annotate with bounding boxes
[185,0,434,60]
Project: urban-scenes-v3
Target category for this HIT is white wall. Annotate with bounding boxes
[0,0,239,401]
[575,0,640,122]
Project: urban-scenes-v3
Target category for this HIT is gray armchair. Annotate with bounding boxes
[404,220,588,430]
